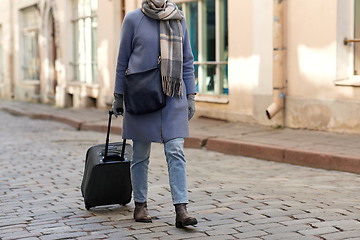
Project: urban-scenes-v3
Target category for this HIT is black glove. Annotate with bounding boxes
[112,93,124,117]
[187,94,195,121]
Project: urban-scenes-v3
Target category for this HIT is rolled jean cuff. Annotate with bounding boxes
[173,200,189,205]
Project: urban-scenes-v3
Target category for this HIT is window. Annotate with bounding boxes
[335,0,360,86]
[177,0,228,95]
[22,6,40,80]
[71,0,98,83]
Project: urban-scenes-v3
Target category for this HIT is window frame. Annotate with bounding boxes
[176,0,229,96]
[70,0,98,84]
[21,6,40,81]
[335,0,360,87]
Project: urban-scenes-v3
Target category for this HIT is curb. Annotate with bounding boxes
[2,106,360,175]
[206,138,284,163]
[206,138,360,175]
[184,135,208,149]
[50,114,83,130]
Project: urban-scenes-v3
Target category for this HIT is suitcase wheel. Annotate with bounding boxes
[85,202,91,210]
[120,197,132,206]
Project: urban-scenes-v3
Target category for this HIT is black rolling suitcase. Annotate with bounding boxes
[81,109,132,210]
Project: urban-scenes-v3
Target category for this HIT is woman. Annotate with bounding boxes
[112,0,197,228]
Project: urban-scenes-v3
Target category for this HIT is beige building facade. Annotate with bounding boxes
[0,0,360,134]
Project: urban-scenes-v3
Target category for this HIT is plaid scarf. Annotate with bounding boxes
[141,0,184,98]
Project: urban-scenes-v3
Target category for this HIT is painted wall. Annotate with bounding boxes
[125,0,142,13]
[0,0,11,99]
[287,0,338,100]
[285,0,360,133]
[97,0,121,108]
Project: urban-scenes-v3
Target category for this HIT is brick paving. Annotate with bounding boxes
[1,110,360,239]
[1,99,360,175]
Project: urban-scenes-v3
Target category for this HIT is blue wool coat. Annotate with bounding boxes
[114,8,196,143]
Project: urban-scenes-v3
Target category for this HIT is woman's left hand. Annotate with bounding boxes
[187,94,196,121]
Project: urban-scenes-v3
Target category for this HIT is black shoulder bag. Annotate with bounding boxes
[123,21,166,115]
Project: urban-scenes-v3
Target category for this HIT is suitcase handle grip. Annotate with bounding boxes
[109,108,124,116]
[104,109,126,162]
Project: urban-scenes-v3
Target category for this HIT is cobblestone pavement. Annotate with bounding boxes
[1,110,360,240]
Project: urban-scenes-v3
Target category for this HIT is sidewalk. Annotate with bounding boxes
[1,99,360,175]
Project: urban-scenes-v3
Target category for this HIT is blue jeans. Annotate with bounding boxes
[131,138,189,205]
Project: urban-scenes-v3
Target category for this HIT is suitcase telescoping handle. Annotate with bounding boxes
[104,109,126,162]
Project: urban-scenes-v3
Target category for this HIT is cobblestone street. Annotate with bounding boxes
[1,110,360,240]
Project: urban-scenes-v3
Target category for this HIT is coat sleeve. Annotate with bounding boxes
[114,14,135,95]
[181,19,197,95]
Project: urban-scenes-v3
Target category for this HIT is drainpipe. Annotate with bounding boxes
[121,0,125,21]
[266,0,286,119]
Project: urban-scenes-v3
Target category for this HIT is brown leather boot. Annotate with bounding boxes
[174,203,197,228]
[134,202,152,223]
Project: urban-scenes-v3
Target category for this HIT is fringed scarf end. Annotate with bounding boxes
[162,76,183,98]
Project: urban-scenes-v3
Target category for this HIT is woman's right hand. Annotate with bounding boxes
[112,93,124,117]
